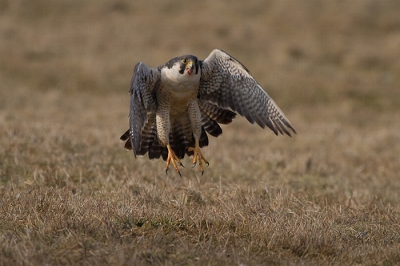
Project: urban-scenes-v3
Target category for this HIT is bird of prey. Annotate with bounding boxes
[120,49,296,176]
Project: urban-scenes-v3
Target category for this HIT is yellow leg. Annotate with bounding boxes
[165,144,183,177]
[188,140,209,175]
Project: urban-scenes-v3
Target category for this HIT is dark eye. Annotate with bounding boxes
[182,58,187,64]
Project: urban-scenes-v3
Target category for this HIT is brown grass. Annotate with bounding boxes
[1,0,400,265]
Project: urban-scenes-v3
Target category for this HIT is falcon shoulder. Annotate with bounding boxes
[120,62,160,156]
[199,49,296,136]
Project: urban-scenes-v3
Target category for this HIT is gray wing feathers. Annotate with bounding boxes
[128,62,160,156]
[199,49,296,136]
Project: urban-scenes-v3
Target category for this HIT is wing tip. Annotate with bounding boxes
[120,130,129,141]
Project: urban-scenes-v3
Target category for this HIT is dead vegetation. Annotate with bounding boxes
[1,0,400,265]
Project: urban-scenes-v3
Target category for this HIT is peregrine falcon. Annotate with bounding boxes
[120,49,296,176]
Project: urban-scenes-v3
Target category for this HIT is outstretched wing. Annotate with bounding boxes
[199,49,296,136]
[120,62,160,157]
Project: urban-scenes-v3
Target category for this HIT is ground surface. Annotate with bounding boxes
[1,0,400,265]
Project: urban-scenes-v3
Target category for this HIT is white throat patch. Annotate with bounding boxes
[161,62,201,93]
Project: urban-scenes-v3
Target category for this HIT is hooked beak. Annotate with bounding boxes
[186,61,194,75]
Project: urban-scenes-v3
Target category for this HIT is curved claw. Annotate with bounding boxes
[165,164,182,177]
[165,144,183,177]
[188,141,209,174]
[165,167,181,177]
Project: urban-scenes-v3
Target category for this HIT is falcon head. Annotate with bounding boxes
[178,55,199,75]
[164,55,199,76]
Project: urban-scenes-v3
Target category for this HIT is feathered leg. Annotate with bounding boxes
[188,100,209,175]
[156,106,184,176]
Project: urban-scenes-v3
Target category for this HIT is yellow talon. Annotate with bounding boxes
[188,140,209,175]
[166,144,183,177]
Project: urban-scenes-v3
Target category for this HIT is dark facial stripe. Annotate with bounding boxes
[179,63,185,74]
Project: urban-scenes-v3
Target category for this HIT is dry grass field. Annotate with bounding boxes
[1,0,400,265]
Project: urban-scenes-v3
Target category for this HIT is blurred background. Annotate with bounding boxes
[1,0,399,189]
[2,1,400,97]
